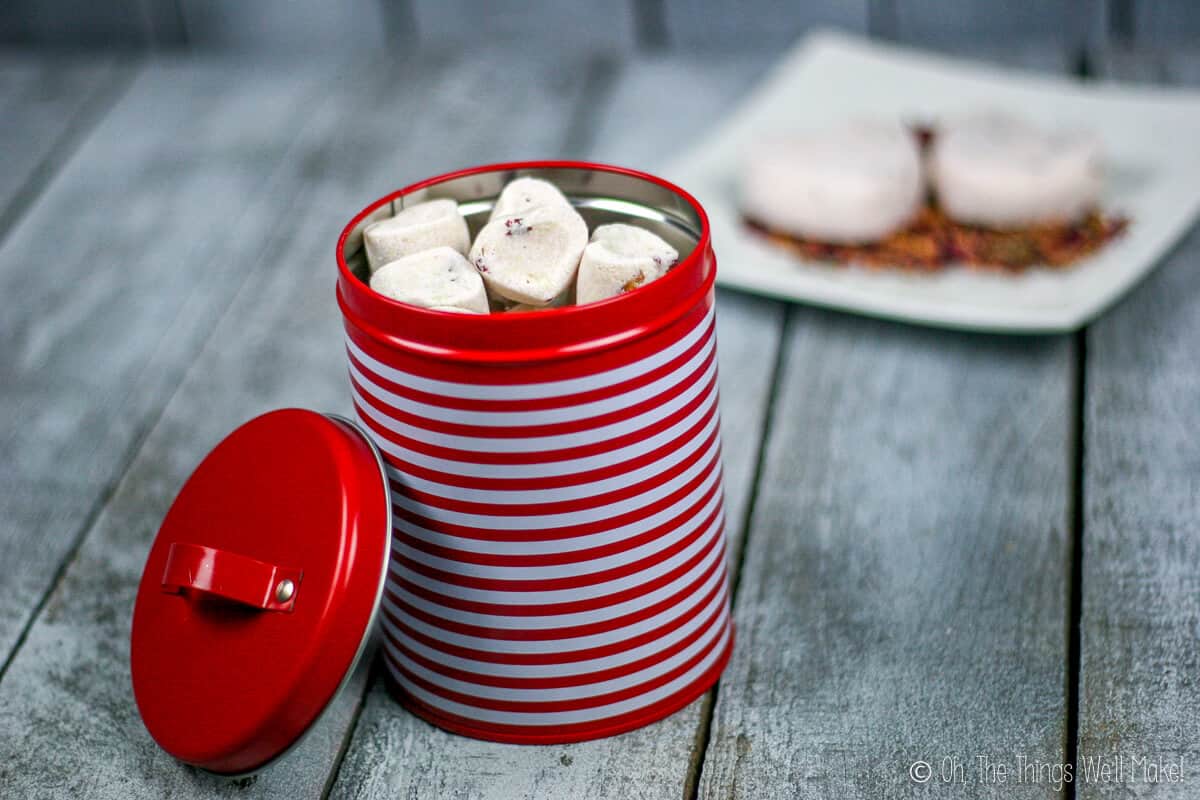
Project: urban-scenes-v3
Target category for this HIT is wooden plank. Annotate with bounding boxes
[411,0,637,51]
[0,0,157,48]
[0,55,130,240]
[327,52,787,800]
[1133,0,1200,46]
[696,48,1078,800]
[660,0,868,50]
[0,61,332,670]
[923,40,1075,74]
[700,311,1075,800]
[178,0,395,52]
[1077,48,1200,800]
[1091,46,1165,83]
[890,0,1091,48]
[0,47,599,799]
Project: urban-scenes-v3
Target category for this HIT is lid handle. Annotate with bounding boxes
[161,542,302,613]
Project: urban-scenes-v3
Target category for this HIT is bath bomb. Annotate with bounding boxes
[930,113,1103,227]
[576,224,678,305]
[469,204,588,306]
[489,177,573,220]
[741,121,924,243]
[369,246,489,314]
[363,198,470,272]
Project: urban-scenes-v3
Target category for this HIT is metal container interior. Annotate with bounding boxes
[343,166,703,283]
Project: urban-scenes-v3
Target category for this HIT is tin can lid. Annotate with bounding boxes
[130,409,391,776]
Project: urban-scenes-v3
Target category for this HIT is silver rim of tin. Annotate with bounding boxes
[343,165,703,280]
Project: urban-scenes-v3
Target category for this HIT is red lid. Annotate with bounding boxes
[131,409,391,775]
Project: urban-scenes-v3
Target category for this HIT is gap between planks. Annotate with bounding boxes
[0,57,140,260]
[0,58,142,686]
[1065,328,1087,800]
[0,60,350,689]
[682,306,794,800]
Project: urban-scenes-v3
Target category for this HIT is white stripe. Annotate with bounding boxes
[350,330,715,427]
[383,601,726,702]
[360,394,720,480]
[395,496,722,578]
[385,580,729,679]
[390,439,720,529]
[387,420,720,504]
[385,624,731,726]
[345,308,715,401]
[392,511,723,605]
[356,360,717,453]
[395,459,723,554]
[380,559,727,654]
[386,537,725,629]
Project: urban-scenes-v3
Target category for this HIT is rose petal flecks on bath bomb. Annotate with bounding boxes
[469,204,588,306]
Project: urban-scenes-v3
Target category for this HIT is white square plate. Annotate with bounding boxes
[666,31,1200,333]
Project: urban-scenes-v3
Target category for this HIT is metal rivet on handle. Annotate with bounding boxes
[275,579,295,603]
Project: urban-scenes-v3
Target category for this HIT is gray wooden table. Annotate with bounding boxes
[0,43,1197,800]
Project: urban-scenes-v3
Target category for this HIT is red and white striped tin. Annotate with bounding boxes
[336,162,734,743]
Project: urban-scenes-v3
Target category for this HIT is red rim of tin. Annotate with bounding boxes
[335,160,716,364]
[130,410,392,776]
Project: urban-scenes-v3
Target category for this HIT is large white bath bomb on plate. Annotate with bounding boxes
[930,113,1103,227]
[741,120,924,244]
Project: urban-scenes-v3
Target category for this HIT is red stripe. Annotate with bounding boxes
[390,519,723,616]
[391,462,724,542]
[381,617,729,713]
[394,477,722,556]
[394,507,724,592]
[371,399,719,492]
[383,545,727,640]
[350,345,714,440]
[381,591,728,690]
[345,321,714,414]
[389,428,719,516]
[380,579,728,665]
[378,629,731,744]
[354,375,717,467]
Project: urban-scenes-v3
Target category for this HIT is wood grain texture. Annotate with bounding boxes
[1132,0,1200,45]
[327,52,786,800]
[1076,50,1200,800]
[921,39,1075,74]
[699,314,1074,800]
[1091,45,1165,83]
[696,46,1080,800]
[889,0,1092,47]
[411,0,637,50]
[0,0,156,48]
[0,61,330,671]
[661,0,868,50]
[0,55,130,237]
[178,0,393,53]
[0,47,602,800]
